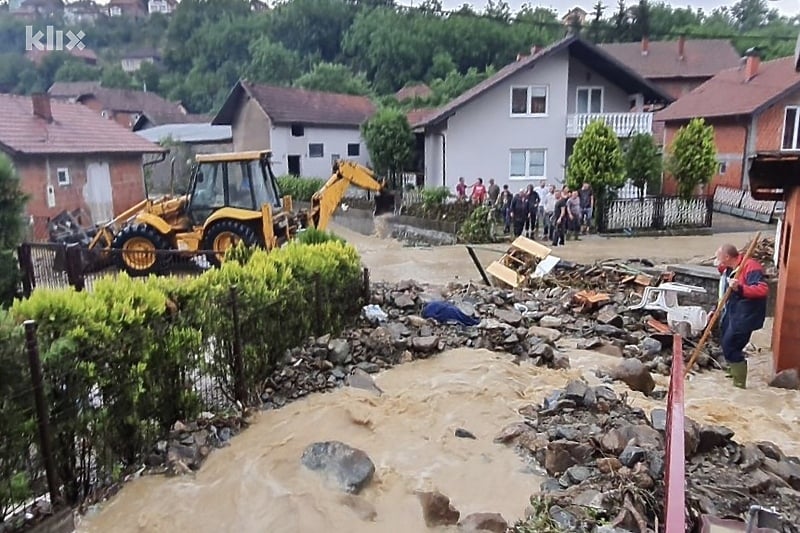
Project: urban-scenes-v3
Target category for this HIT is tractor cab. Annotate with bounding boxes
[187,150,282,225]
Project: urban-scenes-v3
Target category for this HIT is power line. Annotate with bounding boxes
[391,2,800,42]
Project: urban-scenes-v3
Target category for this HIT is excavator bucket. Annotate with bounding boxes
[374,192,395,216]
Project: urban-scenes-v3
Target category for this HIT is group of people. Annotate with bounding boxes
[454,177,595,246]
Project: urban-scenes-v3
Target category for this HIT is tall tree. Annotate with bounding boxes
[624,133,662,198]
[666,118,718,200]
[0,154,27,306]
[566,120,625,213]
[361,107,414,185]
[294,62,371,95]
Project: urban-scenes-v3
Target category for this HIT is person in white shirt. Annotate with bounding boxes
[542,184,556,241]
[534,183,548,238]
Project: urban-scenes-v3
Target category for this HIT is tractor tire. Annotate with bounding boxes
[111,224,171,277]
[202,220,261,268]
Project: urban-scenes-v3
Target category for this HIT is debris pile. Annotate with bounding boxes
[499,380,800,532]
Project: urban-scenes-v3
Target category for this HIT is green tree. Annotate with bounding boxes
[54,59,101,83]
[566,120,625,207]
[624,133,662,198]
[101,65,136,89]
[361,107,414,185]
[666,117,718,199]
[247,38,303,86]
[294,62,371,95]
[0,154,28,306]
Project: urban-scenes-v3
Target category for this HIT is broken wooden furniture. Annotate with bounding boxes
[485,237,554,288]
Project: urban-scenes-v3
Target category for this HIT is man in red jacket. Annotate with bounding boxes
[713,243,769,388]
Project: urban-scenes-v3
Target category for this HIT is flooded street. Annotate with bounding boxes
[78,224,799,532]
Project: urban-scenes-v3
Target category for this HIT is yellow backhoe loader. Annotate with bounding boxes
[66,150,393,276]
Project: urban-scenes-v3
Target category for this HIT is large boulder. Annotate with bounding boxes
[301,441,375,494]
[417,491,460,527]
[609,359,656,395]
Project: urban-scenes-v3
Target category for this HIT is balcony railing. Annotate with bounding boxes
[566,112,653,137]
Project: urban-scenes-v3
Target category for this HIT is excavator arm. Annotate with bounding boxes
[308,160,394,229]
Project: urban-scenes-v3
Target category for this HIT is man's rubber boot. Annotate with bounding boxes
[729,361,747,389]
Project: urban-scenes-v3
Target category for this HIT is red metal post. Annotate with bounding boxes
[664,334,686,531]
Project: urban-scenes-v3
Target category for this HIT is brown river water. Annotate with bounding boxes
[78,340,799,533]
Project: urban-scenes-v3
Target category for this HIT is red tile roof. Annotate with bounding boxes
[0,93,165,155]
[406,108,437,128]
[599,39,740,80]
[25,47,98,65]
[655,56,800,122]
[213,81,376,127]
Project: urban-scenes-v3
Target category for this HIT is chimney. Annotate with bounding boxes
[744,48,761,82]
[678,35,685,60]
[531,45,542,55]
[641,36,649,56]
[31,93,52,122]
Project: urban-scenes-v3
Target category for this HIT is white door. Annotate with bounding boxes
[84,161,114,224]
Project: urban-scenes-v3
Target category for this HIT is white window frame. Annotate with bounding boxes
[509,85,549,117]
[56,167,70,186]
[576,86,604,114]
[509,149,547,180]
[781,106,800,151]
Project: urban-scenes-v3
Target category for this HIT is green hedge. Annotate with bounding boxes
[276,175,327,202]
[3,241,364,509]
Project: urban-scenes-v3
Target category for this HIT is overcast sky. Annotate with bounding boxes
[399,0,800,17]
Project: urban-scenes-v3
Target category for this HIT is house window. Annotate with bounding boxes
[56,168,70,186]
[510,86,548,116]
[291,124,304,137]
[782,106,800,150]
[509,149,546,179]
[309,143,324,158]
[347,143,360,157]
[718,161,727,174]
[576,87,603,114]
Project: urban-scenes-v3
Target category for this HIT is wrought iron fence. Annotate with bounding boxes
[598,195,713,233]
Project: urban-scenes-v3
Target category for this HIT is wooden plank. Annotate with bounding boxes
[486,262,520,288]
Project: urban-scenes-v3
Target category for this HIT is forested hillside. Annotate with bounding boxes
[0,0,797,114]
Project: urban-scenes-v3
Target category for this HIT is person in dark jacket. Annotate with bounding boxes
[524,184,540,239]
[496,185,513,234]
[509,189,528,237]
[550,190,567,246]
[712,243,769,389]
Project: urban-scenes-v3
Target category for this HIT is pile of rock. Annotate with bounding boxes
[145,413,247,475]
[259,279,724,409]
[496,380,800,532]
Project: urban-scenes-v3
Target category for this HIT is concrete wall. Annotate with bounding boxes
[231,94,272,152]
[269,125,369,178]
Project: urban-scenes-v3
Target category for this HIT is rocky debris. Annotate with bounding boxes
[608,359,656,395]
[301,441,375,494]
[455,428,477,439]
[770,368,800,390]
[345,368,383,395]
[458,512,508,532]
[146,414,246,475]
[498,379,800,532]
[417,490,460,527]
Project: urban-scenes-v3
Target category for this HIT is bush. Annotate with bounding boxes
[6,241,364,505]
[457,205,495,243]
[276,175,327,202]
[295,227,345,245]
[421,186,450,208]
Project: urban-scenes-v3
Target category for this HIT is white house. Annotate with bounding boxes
[411,34,673,192]
[147,0,176,14]
[212,81,374,178]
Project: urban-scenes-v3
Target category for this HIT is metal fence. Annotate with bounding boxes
[5,242,371,530]
[598,195,713,233]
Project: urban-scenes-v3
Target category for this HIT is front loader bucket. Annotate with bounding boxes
[374,193,395,216]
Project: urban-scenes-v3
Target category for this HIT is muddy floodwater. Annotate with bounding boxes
[78,342,799,533]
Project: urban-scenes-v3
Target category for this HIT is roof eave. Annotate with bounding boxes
[752,79,800,116]
[211,80,246,125]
